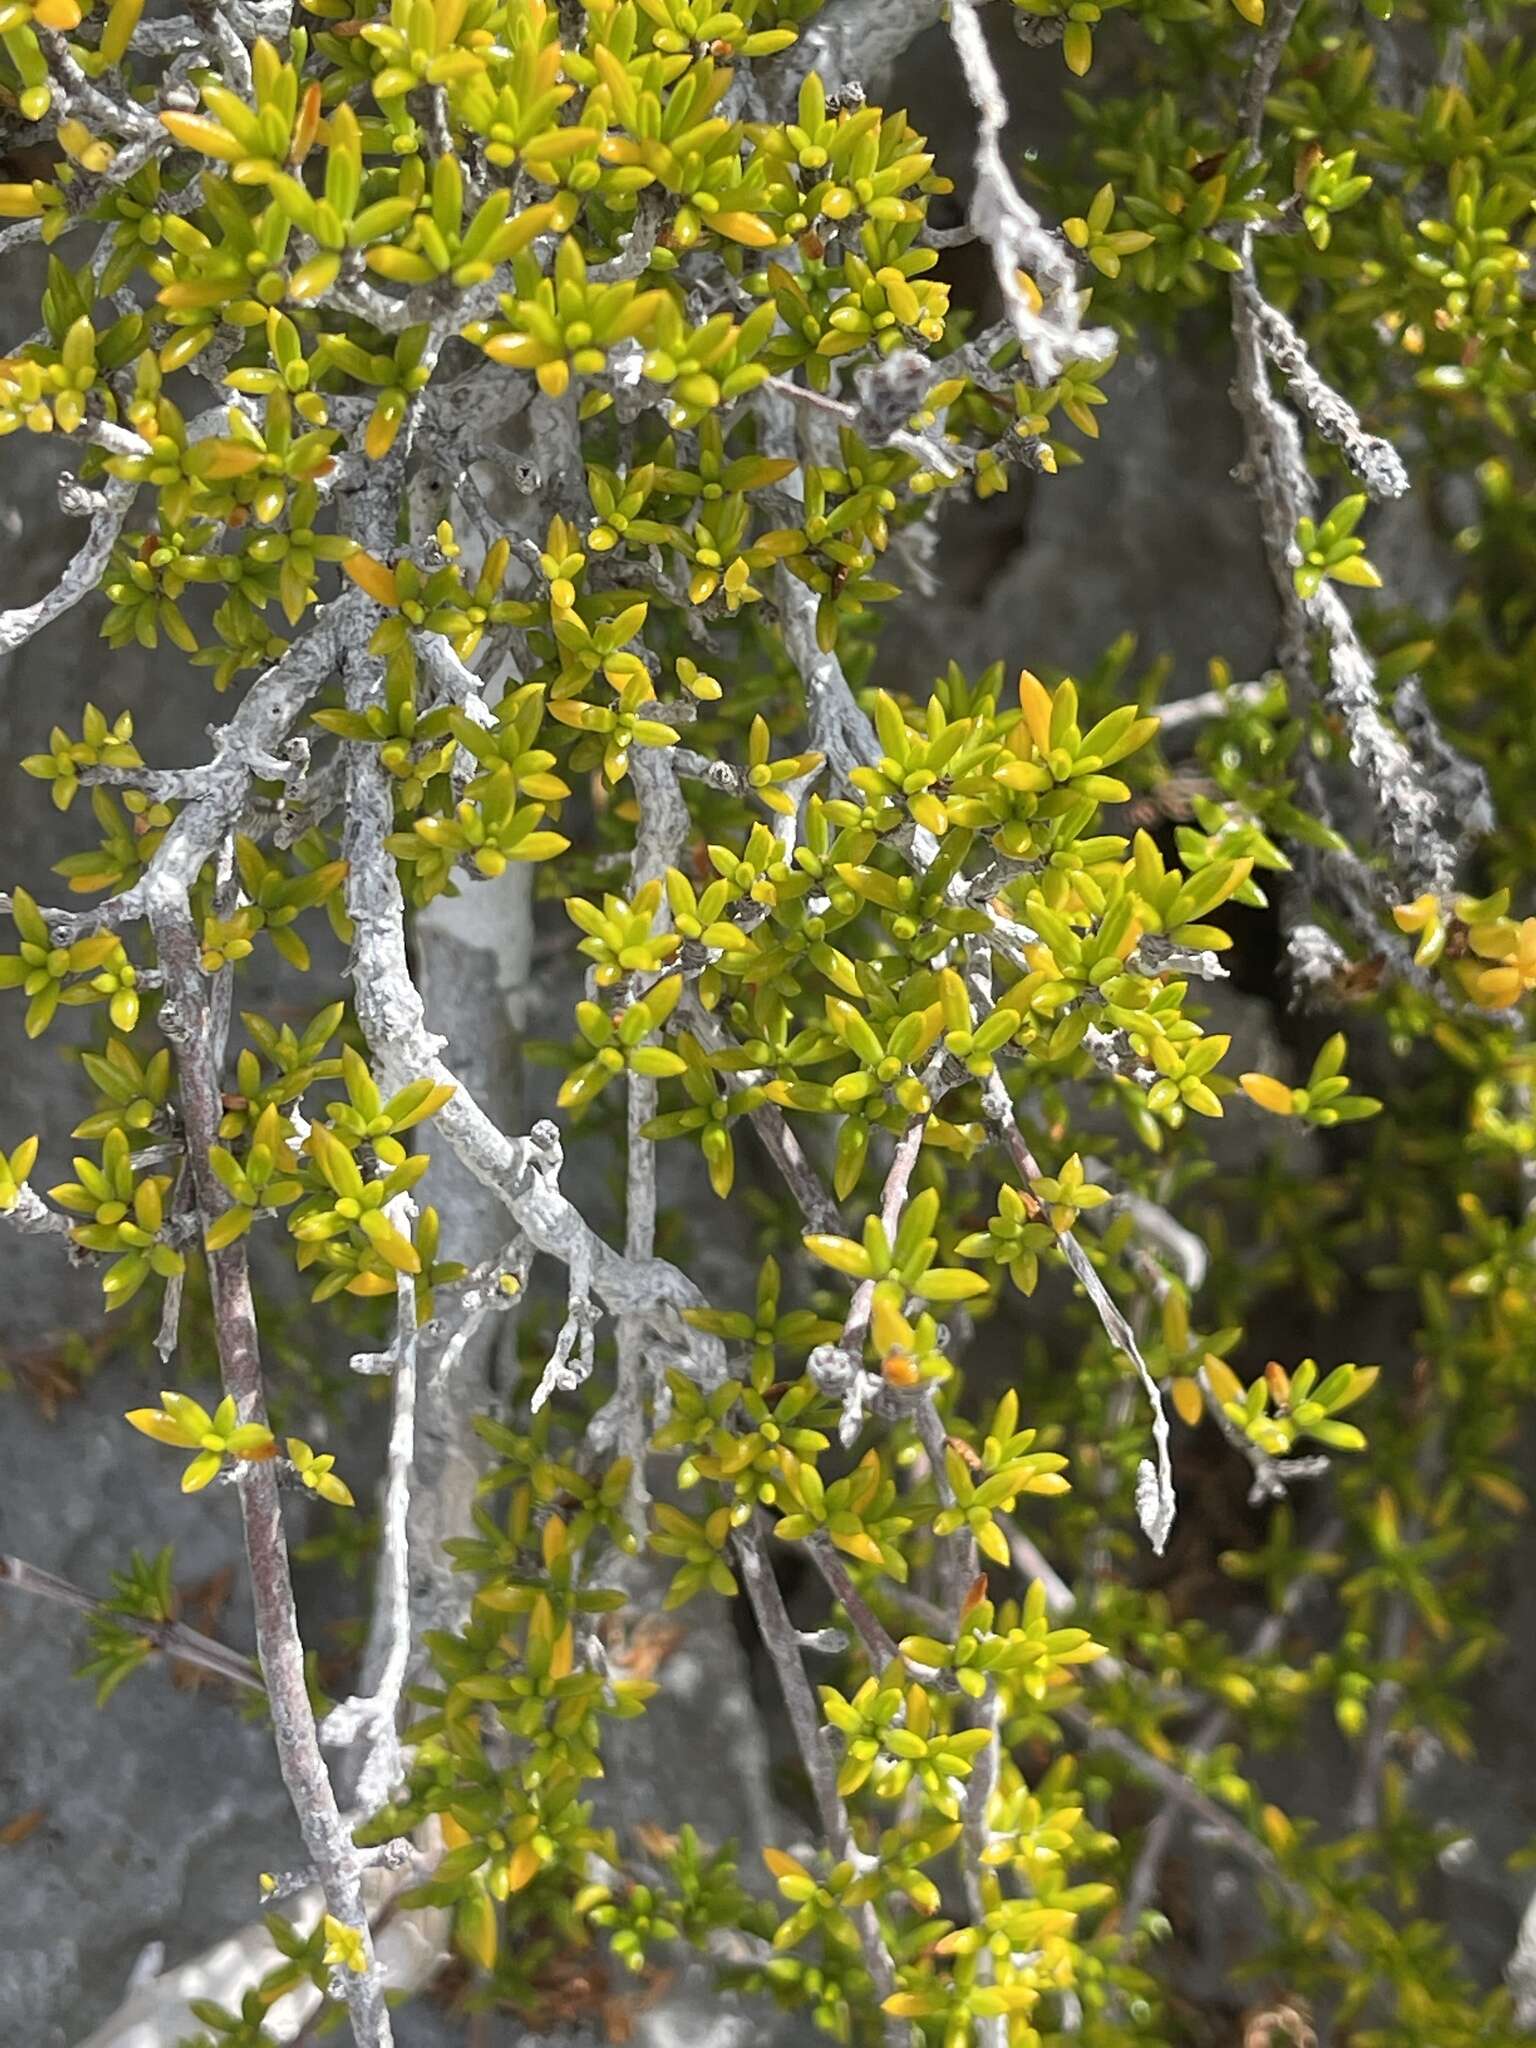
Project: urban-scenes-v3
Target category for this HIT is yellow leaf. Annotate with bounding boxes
[454,1890,497,1971]
[1472,1471,1528,1515]
[1171,1378,1204,1428]
[124,1407,195,1447]
[1329,555,1382,589]
[1240,1071,1294,1115]
[344,552,401,608]
[159,112,245,161]
[1062,19,1093,73]
[200,444,266,480]
[712,211,778,248]
[181,1450,223,1492]
[1017,669,1053,755]
[1203,1356,1244,1406]
[204,1206,251,1249]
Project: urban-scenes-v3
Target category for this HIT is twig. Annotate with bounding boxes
[806,1531,901,1670]
[0,1552,265,1696]
[1118,1524,1340,1936]
[1237,0,1307,148]
[1060,1706,1331,1930]
[677,993,842,1235]
[981,1072,1175,1553]
[0,1182,78,1243]
[838,1113,927,1358]
[1154,679,1273,737]
[322,1200,420,1816]
[0,474,137,654]
[946,0,1115,382]
[146,882,394,2048]
[591,187,666,281]
[764,369,963,478]
[733,1520,906,2039]
[1196,1358,1331,1504]
[611,747,692,1516]
[910,1395,1005,2047]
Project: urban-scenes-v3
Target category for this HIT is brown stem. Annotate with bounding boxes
[148,883,393,2048]
[733,1522,907,2041]
[806,1532,900,1670]
[0,1552,264,1696]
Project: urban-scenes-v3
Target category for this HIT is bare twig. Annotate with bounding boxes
[0,474,137,654]
[147,882,393,2047]
[806,1531,901,1670]
[981,1072,1175,1553]
[322,1201,420,1816]
[0,1552,265,1696]
[733,1520,905,2039]
[946,0,1115,382]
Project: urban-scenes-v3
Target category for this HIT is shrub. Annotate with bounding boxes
[1,0,1533,2042]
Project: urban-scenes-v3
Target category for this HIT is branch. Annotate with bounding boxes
[946,0,1115,382]
[606,747,692,1511]
[321,1200,420,1816]
[838,1111,927,1360]
[1059,1707,1325,1924]
[980,1071,1176,1553]
[1154,678,1273,738]
[910,1398,1006,2048]
[0,1552,265,1696]
[1224,20,1485,906]
[0,1181,78,1243]
[764,366,964,479]
[339,675,727,1385]
[0,473,137,654]
[590,186,667,282]
[1251,298,1409,502]
[806,1531,901,1670]
[678,993,843,1236]
[146,881,394,2048]
[1118,1523,1340,1936]
[733,1520,906,2039]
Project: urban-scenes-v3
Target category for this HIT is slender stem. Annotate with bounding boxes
[807,1532,900,1670]
[1060,1706,1363,1976]
[839,1113,927,1356]
[912,1400,1004,2046]
[679,993,842,1235]
[733,1521,906,2039]
[0,474,138,654]
[0,1552,265,1696]
[323,1209,419,1816]
[148,884,393,2048]
[1119,1524,1340,1937]
[981,1073,1176,1554]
